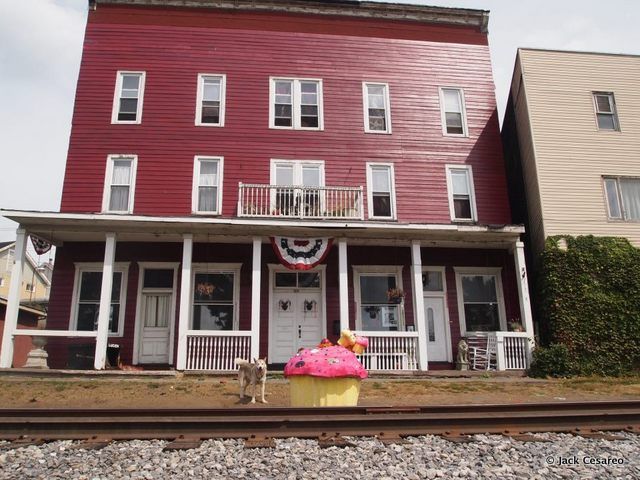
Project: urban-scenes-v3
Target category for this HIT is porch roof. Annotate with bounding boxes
[1,209,524,248]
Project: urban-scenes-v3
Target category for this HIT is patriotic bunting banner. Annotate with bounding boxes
[30,235,52,255]
[270,237,333,271]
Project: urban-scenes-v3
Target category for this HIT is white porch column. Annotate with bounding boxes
[513,241,535,342]
[94,232,116,370]
[0,228,28,368]
[250,237,261,360]
[411,241,428,370]
[338,238,349,332]
[176,234,193,371]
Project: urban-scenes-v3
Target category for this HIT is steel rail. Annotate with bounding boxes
[0,401,638,441]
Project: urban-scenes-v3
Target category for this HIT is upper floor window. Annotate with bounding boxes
[593,92,619,131]
[446,165,477,222]
[270,78,323,130]
[112,72,145,124]
[366,163,396,219]
[363,82,391,133]
[192,156,224,215]
[439,87,468,136]
[271,159,324,216]
[102,155,137,214]
[604,176,640,221]
[196,74,226,126]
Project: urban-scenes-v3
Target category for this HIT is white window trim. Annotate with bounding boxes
[269,77,324,130]
[439,87,469,137]
[192,156,224,215]
[195,73,226,127]
[69,262,130,337]
[453,266,507,336]
[445,164,477,223]
[190,263,242,331]
[111,71,146,125]
[269,159,325,186]
[603,175,640,222]
[362,82,392,134]
[592,91,619,131]
[353,265,404,331]
[102,154,138,214]
[366,162,397,220]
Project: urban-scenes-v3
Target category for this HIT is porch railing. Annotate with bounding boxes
[354,331,419,371]
[238,183,364,220]
[185,330,252,371]
[494,332,533,370]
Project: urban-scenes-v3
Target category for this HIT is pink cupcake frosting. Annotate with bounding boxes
[284,345,368,379]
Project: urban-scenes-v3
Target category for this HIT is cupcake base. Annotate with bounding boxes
[289,376,361,407]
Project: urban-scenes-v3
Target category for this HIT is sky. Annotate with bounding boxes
[1,0,639,247]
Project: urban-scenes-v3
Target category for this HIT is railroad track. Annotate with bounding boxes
[0,401,638,449]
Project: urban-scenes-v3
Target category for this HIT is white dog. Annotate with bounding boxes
[235,358,268,404]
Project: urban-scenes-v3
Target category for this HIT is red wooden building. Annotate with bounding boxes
[1,0,534,371]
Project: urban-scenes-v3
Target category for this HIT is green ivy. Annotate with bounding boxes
[536,235,640,377]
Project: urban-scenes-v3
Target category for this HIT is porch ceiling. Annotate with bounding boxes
[2,209,524,249]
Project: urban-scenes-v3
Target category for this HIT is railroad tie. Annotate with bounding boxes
[440,431,474,444]
[376,432,409,445]
[572,429,628,441]
[317,433,355,448]
[163,435,203,451]
[500,431,551,443]
[244,435,276,449]
[73,436,113,450]
[5,437,45,449]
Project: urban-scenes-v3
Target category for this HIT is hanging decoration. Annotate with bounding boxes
[30,235,52,255]
[270,237,333,271]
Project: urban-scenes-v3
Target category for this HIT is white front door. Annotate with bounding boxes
[424,297,448,362]
[270,269,324,363]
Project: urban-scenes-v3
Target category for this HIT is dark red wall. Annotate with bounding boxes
[60,5,510,225]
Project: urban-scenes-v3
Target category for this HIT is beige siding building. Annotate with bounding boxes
[503,48,640,259]
[0,242,51,307]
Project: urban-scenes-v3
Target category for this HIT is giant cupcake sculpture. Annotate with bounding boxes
[284,329,369,407]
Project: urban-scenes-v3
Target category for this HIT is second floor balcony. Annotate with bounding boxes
[238,183,364,220]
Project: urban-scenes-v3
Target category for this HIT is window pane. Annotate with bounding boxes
[109,186,130,211]
[79,272,103,302]
[198,186,217,212]
[301,93,317,105]
[595,94,612,113]
[464,304,499,332]
[360,305,399,331]
[301,105,318,116]
[597,113,616,130]
[360,275,396,304]
[620,178,640,220]
[427,307,435,341]
[275,165,294,185]
[462,275,497,303]
[302,166,320,186]
[203,79,220,101]
[112,160,132,184]
[192,304,234,330]
[143,269,174,289]
[275,81,292,95]
[372,193,391,217]
[453,197,472,219]
[144,295,170,328]
[604,179,621,218]
[194,273,234,302]
[77,303,99,331]
[445,113,464,134]
[443,89,461,112]
[451,170,469,195]
[367,85,385,96]
[275,94,292,104]
[301,115,318,128]
[372,168,390,192]
[118,99,138,121]
[300,82,317,94]
[422,271,443,291]
[201,103,220,124]
[122,74,140,90]
[199,161,218,186]
[369,116,386,131]
[275,272,296,287]
[368,94,385,109]
[298,272,320,288]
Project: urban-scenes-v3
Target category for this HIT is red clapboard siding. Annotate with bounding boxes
[60,6,511,225]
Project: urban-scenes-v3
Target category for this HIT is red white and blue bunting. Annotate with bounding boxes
[30,235,52,255]
[270,237,333,271]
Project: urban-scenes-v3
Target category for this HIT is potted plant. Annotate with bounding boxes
[386,288,405,304]
[508,318,524,332]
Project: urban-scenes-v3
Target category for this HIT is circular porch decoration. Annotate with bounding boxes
[270,237,333,271]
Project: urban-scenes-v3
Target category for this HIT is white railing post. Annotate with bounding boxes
[250,237,262,361]
[237,182,243,216]
[0,228,28,368]
[513,241,535,347]
[338,238,349,332]
[176,234,193,371]
[94,232,116,370]
[411,241,428,370]
[494,332,506,371]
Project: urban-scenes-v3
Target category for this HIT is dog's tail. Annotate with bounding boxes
[235,358,249,366]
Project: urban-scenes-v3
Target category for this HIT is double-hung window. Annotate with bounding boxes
[70,263,129,336]
[196,74,226,126]
[102,155,137,214]
[270,78,323,130]
[366,163,396,219]
[439,87,468,136]
[593,92,619,131]
[112,71,145,124]
[455,267,506,334]
[446,165,477,222]
[363,82,391,133]
[192,156,223,214]
[354,266,404,332]
[191,264,240,330]
[271,160,324,216]
[604,176,640,221]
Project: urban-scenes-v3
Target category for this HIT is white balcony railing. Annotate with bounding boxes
[238,183,364,220]
[354,331,419,371]
[495,332,533,370]
[186,330,252,371]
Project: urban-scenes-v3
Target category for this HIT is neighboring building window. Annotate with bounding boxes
[25,283,34,292]
[270,78,323,130]
[70,263,129,336]
[363,82,391,133]
[446,165,477,222]
[192,156,224,214]
[366,163,396,219]
[271,159,324,216]
[111,71,145,124]
[439,87,468,136]
[593,92,619,131]
[455,268,505,334]
[102,155,137,214]
[195,74,226,126]
[604,176,640,221]
[354,266,404,332]
[191,265,240,330]
[0,278,4,287]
